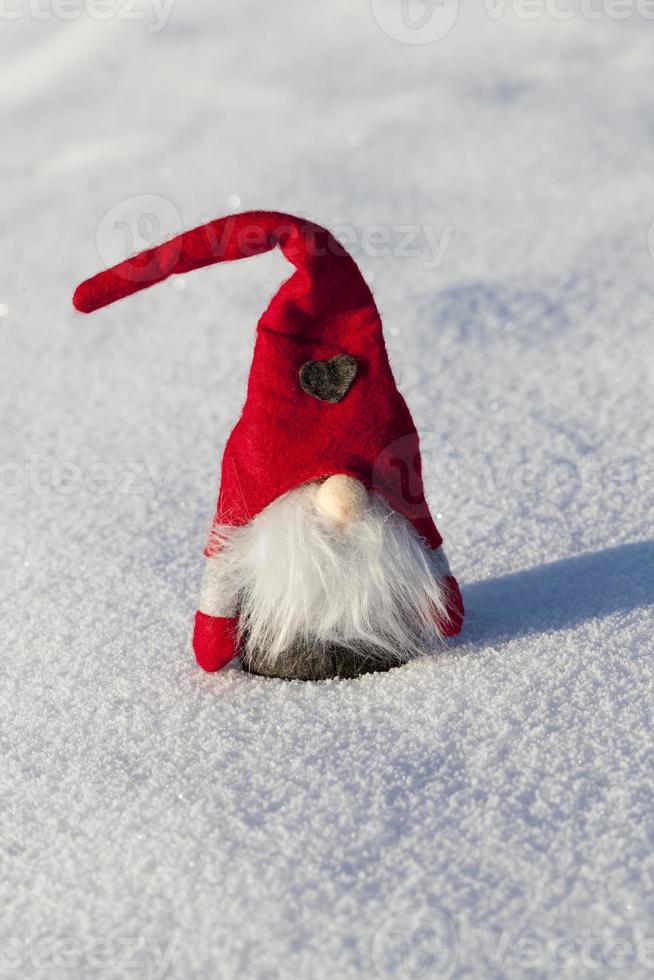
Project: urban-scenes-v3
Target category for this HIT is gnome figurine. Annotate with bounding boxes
[74,210,464,680]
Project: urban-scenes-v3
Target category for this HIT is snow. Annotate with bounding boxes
[2,2,654,978]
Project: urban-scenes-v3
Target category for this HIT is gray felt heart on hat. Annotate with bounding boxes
[299,354,358,403]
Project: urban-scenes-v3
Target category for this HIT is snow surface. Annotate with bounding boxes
[2,2,654,978]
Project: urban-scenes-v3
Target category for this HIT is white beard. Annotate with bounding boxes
[202,482,452,676]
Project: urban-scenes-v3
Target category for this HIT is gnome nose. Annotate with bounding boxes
[315,475,369,526]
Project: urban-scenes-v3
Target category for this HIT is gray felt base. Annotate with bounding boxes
[241,639,401,680]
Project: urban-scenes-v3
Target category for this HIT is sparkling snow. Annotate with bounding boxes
[2,2,654,978]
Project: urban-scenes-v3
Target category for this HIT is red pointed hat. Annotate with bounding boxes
[74,210,443,552]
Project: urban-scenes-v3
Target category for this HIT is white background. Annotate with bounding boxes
[1,1,653,977]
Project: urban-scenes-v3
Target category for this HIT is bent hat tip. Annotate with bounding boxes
[72,282,94,313]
